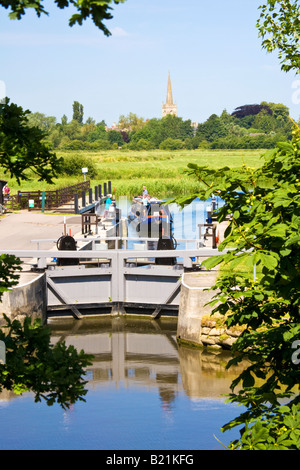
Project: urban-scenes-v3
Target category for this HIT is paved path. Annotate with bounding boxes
[0,211,82,250]
[0,211,82,284]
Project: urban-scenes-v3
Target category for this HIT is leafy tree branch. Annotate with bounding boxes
[0,0,127,35]
[180,127,300,449]
[257,0,300,73]
[0,98,62,184]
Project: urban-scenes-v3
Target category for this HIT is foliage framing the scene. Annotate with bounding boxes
[0,314,93,409]
[0,254,93,409]
[0,99,61,183]
[257,0,300,73]
[0,0,127,35]
[179,127,300,449]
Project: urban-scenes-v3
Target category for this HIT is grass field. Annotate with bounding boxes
[2,148,267,198]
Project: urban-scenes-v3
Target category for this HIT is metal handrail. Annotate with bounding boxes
[0,247,220,270]
[30,236,206,250]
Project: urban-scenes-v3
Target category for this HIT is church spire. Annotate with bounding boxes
[162,72,177,117]
[166,71,173,105]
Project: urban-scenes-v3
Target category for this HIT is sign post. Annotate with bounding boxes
[82,167,88,182]
[41,191,46,212]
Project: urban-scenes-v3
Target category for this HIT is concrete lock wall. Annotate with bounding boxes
[176,272,244,349]
[0,273,47,326]
[176,272,219,347]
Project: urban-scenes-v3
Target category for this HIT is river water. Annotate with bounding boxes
[0,197,245,450]
[0,317,245,450]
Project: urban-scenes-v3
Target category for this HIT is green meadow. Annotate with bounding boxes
[2,148,266,198]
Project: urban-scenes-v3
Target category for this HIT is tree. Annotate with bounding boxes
[196,114,228,142]
[0,0,127,36]
[129,118,162,147]
[232,104,272,119]
[61,114,68,126]
[160,114,194,141]
[26,112,57,133]
[72,100,84,124]
[0,99,61,183]
[118,112,146,132]
[86,122,107,142]
[0,254,93,408]
[159,137,184,150]
[257,0,300,73]
[107,129,124,146]
[61,118,82,140]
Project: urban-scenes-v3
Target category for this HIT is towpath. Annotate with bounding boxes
[0,211,82,284]
[0,211,82,250]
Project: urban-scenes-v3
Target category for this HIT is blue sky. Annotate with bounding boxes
[1,0,300,126]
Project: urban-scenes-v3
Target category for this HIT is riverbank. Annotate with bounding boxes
[1,148,265,199]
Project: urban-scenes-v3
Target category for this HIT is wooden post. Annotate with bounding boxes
[74,193,79,214]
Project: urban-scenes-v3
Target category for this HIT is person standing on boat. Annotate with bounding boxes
[142,193,149,215]
[104,194,112,218]
[142,186,148,197]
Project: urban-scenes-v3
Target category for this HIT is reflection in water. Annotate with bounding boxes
[0,317,246,450]
[50,317,240,400]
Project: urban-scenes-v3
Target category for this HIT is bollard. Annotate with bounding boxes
[74,193,79,213]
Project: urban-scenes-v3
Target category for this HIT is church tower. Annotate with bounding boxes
[162,72,177,117]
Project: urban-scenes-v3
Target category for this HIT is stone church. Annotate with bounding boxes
[162,72,177,117]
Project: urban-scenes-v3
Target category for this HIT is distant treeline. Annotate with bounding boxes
[26,101,294,151]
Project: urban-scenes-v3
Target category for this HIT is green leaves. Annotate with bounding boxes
[228,404,300,450]
[0,254,22,301]
[0,315,93,409]
[182,124,300,450]
[257,1,300,74]
[0,99,61,183]
[1,0,127,35]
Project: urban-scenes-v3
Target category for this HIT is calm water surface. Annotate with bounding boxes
[0,317,244,450]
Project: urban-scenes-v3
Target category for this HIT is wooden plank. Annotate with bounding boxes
[46,277,83,319]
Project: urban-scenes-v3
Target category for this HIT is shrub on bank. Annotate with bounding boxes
[58,154,98,178]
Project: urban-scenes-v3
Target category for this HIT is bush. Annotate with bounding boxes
[159,138,184,150]
[61,139,85,150]
[87,139,112,150]
[128,138,156,150]
[58,155,98,178]
[210,133,290,149]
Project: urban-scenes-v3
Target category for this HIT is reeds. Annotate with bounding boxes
[1,148,265,198]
